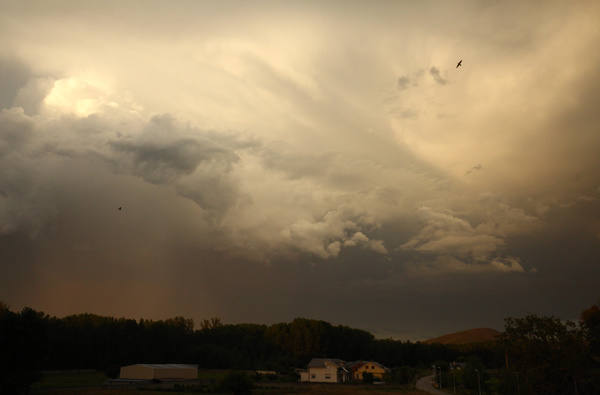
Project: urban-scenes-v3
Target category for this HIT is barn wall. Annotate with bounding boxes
[153,367,197,379]
[120,365,154,379]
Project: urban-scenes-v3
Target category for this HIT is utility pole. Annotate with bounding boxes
[452,367,456,394]
[475,369,481,395]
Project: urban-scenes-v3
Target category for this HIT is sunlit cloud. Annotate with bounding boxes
[1,0,599,337]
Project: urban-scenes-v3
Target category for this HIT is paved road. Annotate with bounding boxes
[416,375,449,395]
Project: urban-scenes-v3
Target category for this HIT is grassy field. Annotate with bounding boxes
[197,369,231,381]
[36,387,427,395]
[31,370,108,390]
[254,383,428,394]
[30,369,428,395]
[33,391,197,395]
[30,369,241,389]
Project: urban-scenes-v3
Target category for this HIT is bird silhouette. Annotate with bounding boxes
[118,207,122,211]
[456,60,462,68]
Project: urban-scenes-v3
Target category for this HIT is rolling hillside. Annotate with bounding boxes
[424,328,500,345]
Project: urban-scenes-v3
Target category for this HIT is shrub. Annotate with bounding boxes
[219,371,254,395]
[104,364,120,379]
[384,366,418,384]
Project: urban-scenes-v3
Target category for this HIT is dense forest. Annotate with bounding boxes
[0,302,458,372]
[1,301,599,394]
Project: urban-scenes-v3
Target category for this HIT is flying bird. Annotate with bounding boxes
[118,207,123,211]
[456,59,462,68]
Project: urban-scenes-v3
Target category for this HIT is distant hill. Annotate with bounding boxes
[424,328,500,345]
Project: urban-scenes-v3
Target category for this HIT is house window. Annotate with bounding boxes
[311,374,316,379]
[325,374,331,379]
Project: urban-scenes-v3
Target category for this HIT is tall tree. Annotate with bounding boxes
[501,315,587,394]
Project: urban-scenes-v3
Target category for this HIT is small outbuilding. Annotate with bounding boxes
[119,364,198,380]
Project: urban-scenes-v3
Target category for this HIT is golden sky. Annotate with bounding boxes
[1,0,599,339]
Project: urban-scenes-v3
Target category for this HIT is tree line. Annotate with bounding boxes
[1,301,599,394]
[428,305,600,394]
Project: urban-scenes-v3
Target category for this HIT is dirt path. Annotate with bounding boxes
[415,375,449,395]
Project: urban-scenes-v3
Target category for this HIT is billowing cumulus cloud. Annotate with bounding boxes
[0,76,392,261]
[399,205,537,273]
[1,0,599,339]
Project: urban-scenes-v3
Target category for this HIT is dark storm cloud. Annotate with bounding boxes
[0,108,34,156]
[1,0,600,341]
[160,230,573,340]
[429,66,447,85]
[0,57,30,110]
[108,115,253,218]
[111,115,239,184]
[225,198,598,339]
[0,155,228,319]
[0,56,53,115]
[0,108,48,236]
[0,104,248,237]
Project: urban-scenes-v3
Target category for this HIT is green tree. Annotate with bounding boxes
[200,317,223,330]
[0,306,48,394]
[581,305,600,361]
[461,356,487,394]
[501,314,587,394]
[579,304,600,393]
[384,366,417,384]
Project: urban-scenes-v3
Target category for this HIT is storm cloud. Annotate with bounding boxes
[1,0,599,339]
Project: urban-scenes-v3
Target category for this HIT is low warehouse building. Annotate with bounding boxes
[119,364,198,380]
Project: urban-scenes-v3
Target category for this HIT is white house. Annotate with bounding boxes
[298,358,351,383]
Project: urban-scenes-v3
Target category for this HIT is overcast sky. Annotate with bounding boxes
[1,0,599,340]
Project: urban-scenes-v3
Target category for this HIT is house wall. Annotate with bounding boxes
[300,371,309,382]
[308,365,339,383]
[354,362,386,380]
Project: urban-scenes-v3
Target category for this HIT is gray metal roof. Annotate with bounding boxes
[307,358,345,368]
